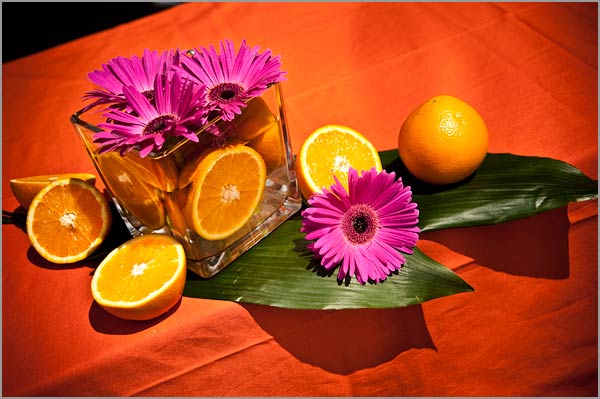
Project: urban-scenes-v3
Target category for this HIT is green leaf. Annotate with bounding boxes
[184,214,473,309]
[184,151,597,309]
[2,210,26,225]
[380,150,598,232]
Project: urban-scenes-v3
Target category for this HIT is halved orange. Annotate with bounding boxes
[10,173,96,209]
[91,234,186,321]
[97,152,166,230]
[26,178,112,264]
[295,124,382,199]
[188,144,267,241]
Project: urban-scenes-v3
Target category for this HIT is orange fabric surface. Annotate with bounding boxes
[2,2,598,396]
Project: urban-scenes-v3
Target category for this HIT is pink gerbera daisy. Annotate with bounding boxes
[94,72,207,157]
[84,48,180,110]
[179,39,286,120]
[300,167,420,284]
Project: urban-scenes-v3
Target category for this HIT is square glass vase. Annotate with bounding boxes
[71,83,302,278]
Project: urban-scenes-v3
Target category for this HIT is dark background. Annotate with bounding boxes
[2,2,180,63]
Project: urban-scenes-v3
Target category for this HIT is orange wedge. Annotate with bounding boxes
[10,173,96,209]
[91,234,186,321]
[188,144,266,241]
[26,178,111,264]
[97,152,166,230]
[295,124,382,199]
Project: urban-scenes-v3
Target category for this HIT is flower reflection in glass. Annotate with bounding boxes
[301,167,420,284]
[95,72,207,157]
[180,39,286,120]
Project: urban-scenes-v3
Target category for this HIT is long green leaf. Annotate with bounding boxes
[184,214,473,309]
[184,151,597,309]
[380,151,598,232]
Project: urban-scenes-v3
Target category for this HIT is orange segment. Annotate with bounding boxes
[189,144,266,241]
[97,152,166,230]
[91,234,186,321]
[26,178,111,264]
[10,173,96,209]
[296,124,382,199]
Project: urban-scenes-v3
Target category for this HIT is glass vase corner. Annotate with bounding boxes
[71,83,302,278]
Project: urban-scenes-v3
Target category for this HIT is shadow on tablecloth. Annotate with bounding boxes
[421,206,570,279]
[243,303,435,374]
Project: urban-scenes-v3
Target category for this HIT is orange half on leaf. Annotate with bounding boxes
[296,124,382,199]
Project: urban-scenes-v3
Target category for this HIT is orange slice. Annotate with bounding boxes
[178,138,245,190]
[188,144,266,241]
[91,234,186,321]
[97,152,166,230]
[26,178,111,264]
[295,124,382,199]
[10,173,96,209]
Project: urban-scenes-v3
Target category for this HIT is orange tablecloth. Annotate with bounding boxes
[3,2,598,396]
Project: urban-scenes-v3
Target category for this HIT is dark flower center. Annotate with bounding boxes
[144,114,176,135]
[208,82,245,104]
[341,204,378,245]
[142,90,155,103]
[352,215,369,234]
[220,90,236,100]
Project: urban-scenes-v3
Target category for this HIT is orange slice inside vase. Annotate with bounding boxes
[187,144,267,241]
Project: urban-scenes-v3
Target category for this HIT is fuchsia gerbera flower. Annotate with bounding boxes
[180,39,286,120]
[84,48,180,110]
[95,72,207,157]
[84,40,286,156]
[301,167,420,284]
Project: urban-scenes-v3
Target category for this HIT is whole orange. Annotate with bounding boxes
[398,95,488,185]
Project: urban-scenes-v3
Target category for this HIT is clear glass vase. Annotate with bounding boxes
[71,83,302,278]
